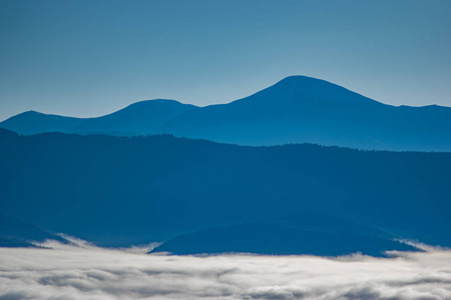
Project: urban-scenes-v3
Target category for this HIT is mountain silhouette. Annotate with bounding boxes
[0,111,84,135]
[156,76,451,151]
[1,129,450,248]
[0,214,69,247]
[1,76,450,151]
[66,99,197,136]
[152,213,418,256]
[0,99,197,136]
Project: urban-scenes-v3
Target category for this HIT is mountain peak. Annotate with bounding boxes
[236,75,381,108]
[277,75,327,83]
[124,99,196,110]
[22,110,41,115]
[272,75,357,95]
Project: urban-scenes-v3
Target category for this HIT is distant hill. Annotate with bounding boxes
[0,214,69,247]
[0,99,197,136]
[1,129,450,248]
[152,213,418,256]
[1,76,450,151]
[66,100,197,136]
[0,111,84,135]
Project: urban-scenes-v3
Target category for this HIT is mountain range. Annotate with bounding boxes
[1,128,450,250]
[2,76,451,151]
[0,99,196,136]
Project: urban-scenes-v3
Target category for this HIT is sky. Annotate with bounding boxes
[0,238,450,299]
[1,0,450,121]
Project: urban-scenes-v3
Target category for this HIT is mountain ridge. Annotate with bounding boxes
[66,99,197,136]
[151,212,419,256]
[155,76,451,151]
[1,130,450,247]
[0,215,70,247]
[1,99,197,136]
[1,76,450,151]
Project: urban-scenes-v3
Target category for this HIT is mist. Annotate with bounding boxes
[0,240,450,300]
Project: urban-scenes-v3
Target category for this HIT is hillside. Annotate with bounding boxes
[0,129,449,248]
[0,99,197,136]
[0,111,84,135]
[152,213,419,256]
[156,76,451,151]
[66,99,197,136]
[0,214,69,247]
[2,76,450,151]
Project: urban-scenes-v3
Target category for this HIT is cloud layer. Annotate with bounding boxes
[0,241,450,300]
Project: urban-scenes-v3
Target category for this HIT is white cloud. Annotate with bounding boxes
[0,241,450,300]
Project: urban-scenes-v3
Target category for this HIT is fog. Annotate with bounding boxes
[0,239,450,300]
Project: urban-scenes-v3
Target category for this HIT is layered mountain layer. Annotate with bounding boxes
[2,76,450,151]
[0,215,69,247]
[152,213,419,257]
[1,129,449,248]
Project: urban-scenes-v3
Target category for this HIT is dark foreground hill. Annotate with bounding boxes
[0,128,450,248]
[0,215,69,247]
[1,76,450,151]
[152,213,418,256]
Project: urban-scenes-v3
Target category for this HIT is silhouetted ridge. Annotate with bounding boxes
[125,99,188,107]
[67,99,197,136]
[152,213,419,256]
[230,75,382,107]
[1,132,450,247]
[0,99,197,136]
[0,111,84,135]
[109,99,195,114]
[1,75,450,151]
[156,76,451,151]
[0,128,19,138]
[0,215,70,247]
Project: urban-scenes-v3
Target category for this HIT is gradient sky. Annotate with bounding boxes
[1,0,450,121]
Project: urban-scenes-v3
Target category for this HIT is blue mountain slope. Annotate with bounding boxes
[0,100,197,136]
[152,213,418,256]
[1,76,450,151]
[0,111,84,135]
[157,76,451,151]
[1,129,450,248]
[66,99,197,136]
[0,214,69,247]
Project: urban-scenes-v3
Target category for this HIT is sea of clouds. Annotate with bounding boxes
[0,238,450,300]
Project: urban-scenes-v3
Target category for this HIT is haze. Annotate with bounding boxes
[1,0,451,121]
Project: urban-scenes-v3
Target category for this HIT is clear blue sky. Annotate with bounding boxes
[1,0,450,121]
